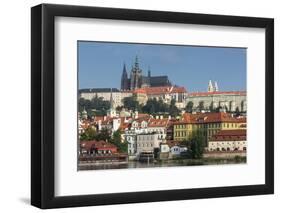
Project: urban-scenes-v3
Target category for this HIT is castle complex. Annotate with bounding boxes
[79,57,246,112]
[121,56,172,91]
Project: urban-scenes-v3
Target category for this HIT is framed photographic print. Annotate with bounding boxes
[31,3,274,209]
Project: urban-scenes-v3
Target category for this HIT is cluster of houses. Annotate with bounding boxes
[79,108,247,161]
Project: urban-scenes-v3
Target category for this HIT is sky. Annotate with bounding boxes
[78,41,246,92]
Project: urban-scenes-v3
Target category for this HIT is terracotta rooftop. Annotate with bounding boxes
[177,112,247,124]
[209,129,247,142]
[80,140,117,150]
[148,118,169,127]
[133,86,187,95]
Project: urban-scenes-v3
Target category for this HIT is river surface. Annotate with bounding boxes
[78,158,246,171]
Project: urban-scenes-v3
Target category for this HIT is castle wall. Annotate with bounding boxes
[186,93,247,112]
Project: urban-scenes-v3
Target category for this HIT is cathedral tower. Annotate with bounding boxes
[121,63,129,90]
[130,56,143,90]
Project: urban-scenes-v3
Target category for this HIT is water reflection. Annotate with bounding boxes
[78,158,246,171]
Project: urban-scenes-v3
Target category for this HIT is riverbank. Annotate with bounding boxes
[78,156,246,170]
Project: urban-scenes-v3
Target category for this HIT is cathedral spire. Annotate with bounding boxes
[122,63,127,77]
[134,55,139,70]
[148,66,151,77]
[121,63,128,90]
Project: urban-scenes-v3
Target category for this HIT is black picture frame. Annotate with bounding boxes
[31,3,274,209]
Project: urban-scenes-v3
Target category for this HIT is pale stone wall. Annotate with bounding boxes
[186,93,247,112]
[80,91,122,107]
[80,91,133,108]
[208,140,247,152]
[136,133,162,155]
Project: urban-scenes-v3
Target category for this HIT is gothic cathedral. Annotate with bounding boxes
[121,56,172,91]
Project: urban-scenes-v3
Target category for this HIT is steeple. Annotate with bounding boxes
[214,81,219,92]
[122,63,127,77]
[107,88,116,117]
[134,55,139,70]
[208,80,214,92]
[148,66,151,77]
[121,63,128,90]
[110,88,113,108]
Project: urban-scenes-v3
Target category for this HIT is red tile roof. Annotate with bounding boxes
[80,140,117,150]
[209,129,247,142]
[148,118,169,127]
[137,113,150,118]
[178,112,247,124]
[133,86,187,95]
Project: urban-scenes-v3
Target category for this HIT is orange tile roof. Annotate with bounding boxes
[133,86,187,95]
[80,140,117,150]
[148,118,169,127]
[175,112,247,124]
[137,113,150,118]
[209,129,246,142]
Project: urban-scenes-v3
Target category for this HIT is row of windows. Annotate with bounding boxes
[209,123,239,128]
[137,143,153,147]
[209,147,246,151]
[208,130,219,136]
[175,125,189,129]
[175,122,240,129]
[174,131,187,137]
[210,141,246,145]
[138,136,155,141]
[174,131,207,138]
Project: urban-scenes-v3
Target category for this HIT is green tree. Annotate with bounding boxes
[142,98,170,115]
[80,127,97,141]
[169,99,180,117]
[235,106,240,116]
[185,101,194,113]
[110,129,128,153]
[188,130,205,159]
[95,128,111,141]
[78,98,91,113]
[198,101,205,112]
[123,95,140,111]
[78,97,110,117]
[209,101,215,112]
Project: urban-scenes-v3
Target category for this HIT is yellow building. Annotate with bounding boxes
[173,112,246,146]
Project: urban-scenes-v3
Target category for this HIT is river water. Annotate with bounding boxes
[78,158,246,171]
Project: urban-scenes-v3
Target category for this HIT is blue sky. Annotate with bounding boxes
[78,41,246,92]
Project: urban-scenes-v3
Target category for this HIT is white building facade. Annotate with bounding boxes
[136,133,163,156]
